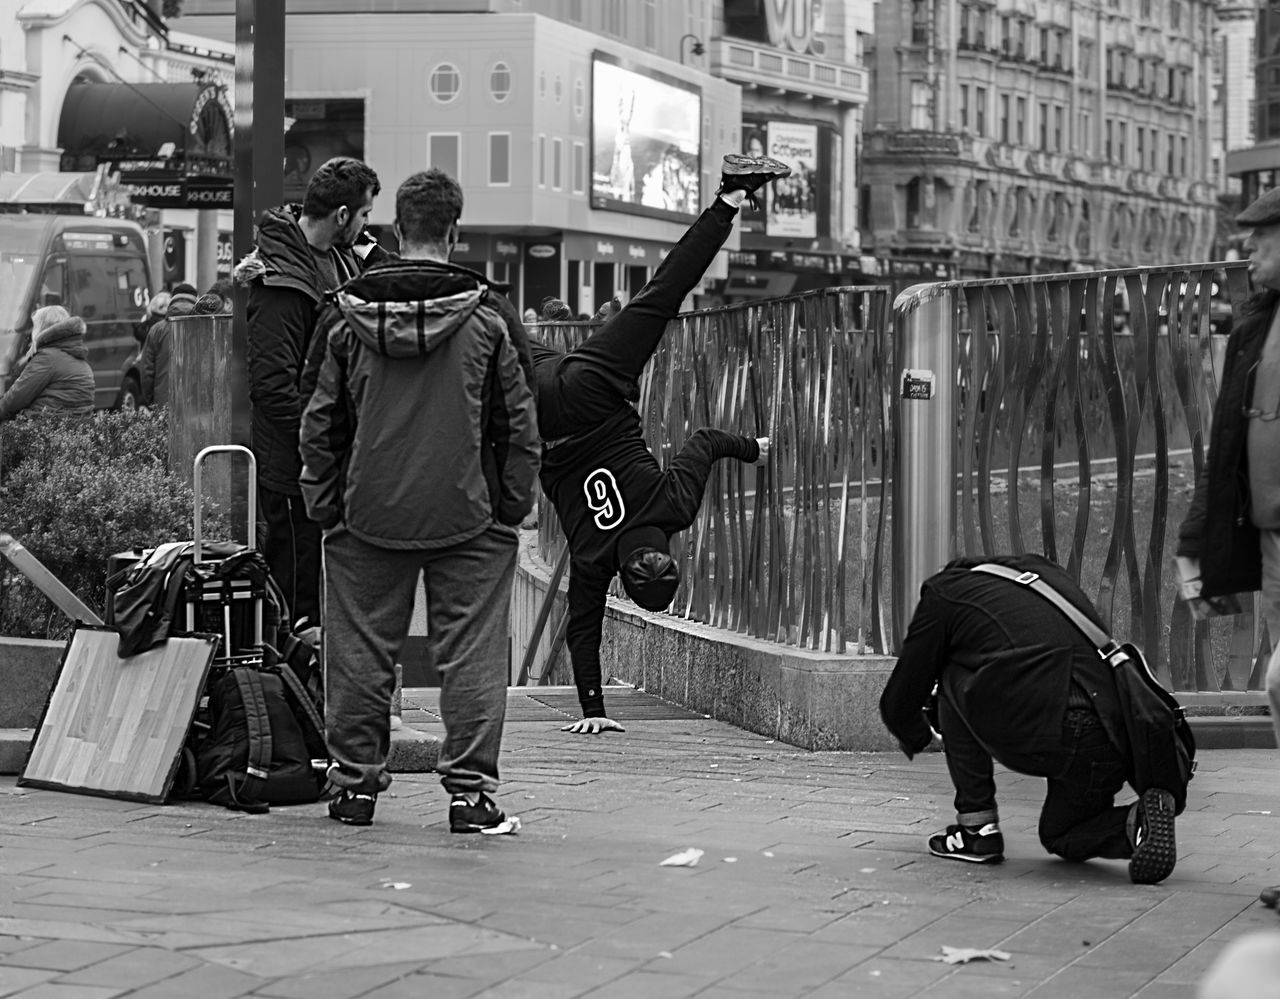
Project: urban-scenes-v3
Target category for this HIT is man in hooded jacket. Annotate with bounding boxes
[138,283,197,408]
[300,168,539,831]
[234,156,383,632]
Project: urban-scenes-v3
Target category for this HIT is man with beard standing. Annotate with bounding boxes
[234,157,382,633]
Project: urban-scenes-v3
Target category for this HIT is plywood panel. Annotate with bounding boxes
[20,626,218,804]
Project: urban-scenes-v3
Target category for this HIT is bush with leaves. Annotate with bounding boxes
[0,409,230,640]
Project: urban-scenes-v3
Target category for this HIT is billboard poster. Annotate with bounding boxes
[740,119,768,233]
[767,121,818,239]
[591,53,702,223]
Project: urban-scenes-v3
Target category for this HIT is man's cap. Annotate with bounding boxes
[616,526,679,611]
[171,282,198,297]
[168,283,198,310]
[1236,187,1280,228]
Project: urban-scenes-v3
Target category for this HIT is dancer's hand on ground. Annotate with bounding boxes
[562,716,626,734]
[755,437,770,465]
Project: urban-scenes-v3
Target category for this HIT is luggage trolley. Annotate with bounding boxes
[187,444,270,665]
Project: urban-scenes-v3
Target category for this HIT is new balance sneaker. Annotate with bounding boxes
[1128,788,1177,885]
[928,822,1005,864]
[450,792,506,833]
[328,790,376,826]
[716,153,792,210]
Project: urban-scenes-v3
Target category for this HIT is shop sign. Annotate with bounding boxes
[528,244,557,258]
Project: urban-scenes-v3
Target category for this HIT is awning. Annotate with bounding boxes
[57,82,233,208]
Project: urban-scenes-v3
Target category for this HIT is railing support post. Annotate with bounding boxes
[891,282,955,651]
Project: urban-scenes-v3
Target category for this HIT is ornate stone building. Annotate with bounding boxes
[861,0,1220,286]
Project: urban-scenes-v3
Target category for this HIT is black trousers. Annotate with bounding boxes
[258,485,322,629]
[941,698,1133,862]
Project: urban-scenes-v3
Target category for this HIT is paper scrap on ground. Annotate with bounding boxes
[480,816,522,835]
[935,946,1012,965]
[380,881,411,890]
[660,848,705,867]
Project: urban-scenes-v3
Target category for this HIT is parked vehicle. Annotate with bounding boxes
[0,213,153,410]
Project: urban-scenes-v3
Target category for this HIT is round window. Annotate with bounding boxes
[573,78,585,117]
[489,62,511,102]
[431,63,460,103]
[539,70,547,99]
[554,74,563,103]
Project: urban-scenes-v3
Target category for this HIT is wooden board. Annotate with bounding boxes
[19,625,218,803]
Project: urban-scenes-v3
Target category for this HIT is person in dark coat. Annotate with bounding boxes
[138,283,197,408]
[0,306,95,421]
[233,156,382,632]
[1176,185,1280,911]
[880,553,1178,885]
[528,154,789,733]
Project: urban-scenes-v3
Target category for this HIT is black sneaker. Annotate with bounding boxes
[1261,886,1280,909]
[1128,788,1176,885]
[450,792,506,833]
[716,153,792,210]
[328,790,376,826]
[928,822,1005,864]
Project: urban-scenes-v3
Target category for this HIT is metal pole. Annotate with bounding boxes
[891,282,955,651]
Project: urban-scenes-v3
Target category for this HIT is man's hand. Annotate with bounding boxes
[754,436,771,466]
[561,717,626,734]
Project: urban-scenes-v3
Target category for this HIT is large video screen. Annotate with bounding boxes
[591,53,701,222]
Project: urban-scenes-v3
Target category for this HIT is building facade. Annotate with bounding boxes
[861,0,1220,289]
[1226,2,1280,212]
[2,0,235,290]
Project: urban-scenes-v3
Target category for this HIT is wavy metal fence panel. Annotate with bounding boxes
[942,260,1266,694]
[533,285,894,655]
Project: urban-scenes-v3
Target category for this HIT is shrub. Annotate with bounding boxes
[0,410,230,640]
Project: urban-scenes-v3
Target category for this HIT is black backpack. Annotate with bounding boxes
[194,635,328,813]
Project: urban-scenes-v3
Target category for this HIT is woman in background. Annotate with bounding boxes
[0,305,95,422]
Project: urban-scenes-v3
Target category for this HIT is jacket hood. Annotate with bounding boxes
[336,283,488,358]
[233,205,328,300]
[36,317,87,358]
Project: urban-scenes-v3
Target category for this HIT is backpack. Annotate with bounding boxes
[1107,642,1197,815]
[970,563,1196,814]
[194,635,328,813]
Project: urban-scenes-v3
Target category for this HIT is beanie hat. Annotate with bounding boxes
[194,293,224,315]
[540,296,574,322]
[616,526,679,611]
[168,282,198,312]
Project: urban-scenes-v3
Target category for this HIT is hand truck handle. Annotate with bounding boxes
[193,445,257,564]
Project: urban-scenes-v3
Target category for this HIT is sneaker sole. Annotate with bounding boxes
[328,812,372,827]
[723,153,791,176]
[928,845,1004,864]
[1129,788,1177,885]
[450,824,500,834]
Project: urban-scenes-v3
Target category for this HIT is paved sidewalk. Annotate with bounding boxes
[0,685,1276,999]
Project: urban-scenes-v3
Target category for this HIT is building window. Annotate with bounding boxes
[1001,15,1011,56]
[1136,127,1145,171]
[603,0,622,36]
[489,133,510,185]
[574,78,586,118]
[1016,18,1027,58]
[489,62,511,103]
[1168,131,1175,174]
[910,81,933,129]
[1039,26,1049,64]
[539,71,547,100]
[538,134,546,187]
[572,141,586,194]
[568,0,582,22]
[1000,93,1010,142]
[959,4,971,47]
[643,0,656,48]
[428,133,460,177]
[1054,30,1067,71]
[1180,135,1188,176]
[554,75,563,103]
[1079,110,1091,156]
[1015,96,1026,145]
[1105,120,1113,162]
[975,87,987,136]
[552,137,563,190]
[1118,122,1126,165]
[912,0,930,44]
[974,6,986,48]
[1053,105,1063,152]
[1171,1,1182,30]
[1039,101,1048,150]
[959,84,970,130]
[1079,41,1093,78]
[430,64,460,103]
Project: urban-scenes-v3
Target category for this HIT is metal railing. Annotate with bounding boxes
[534,284,893,655]
[903,261,1263,695]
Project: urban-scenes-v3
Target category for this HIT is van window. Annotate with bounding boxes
[67,254,148,322]
[0,252,38,328]
[40,259,67,310]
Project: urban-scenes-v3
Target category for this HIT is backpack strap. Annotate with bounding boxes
[277,662,325,751]
[970,563,1125,663]
[212,667,272,813]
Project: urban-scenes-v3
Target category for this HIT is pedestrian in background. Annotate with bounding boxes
[0,305,95,422]
[881,553,1179,885]
[300,167,539,830]
[234,156,382,634]
[138,282,197,408]
[1176,186,1280,914]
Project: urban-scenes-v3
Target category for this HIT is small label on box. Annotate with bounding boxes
[901,368,936,400]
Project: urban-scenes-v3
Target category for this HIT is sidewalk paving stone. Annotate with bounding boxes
[0,687,1274,998]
